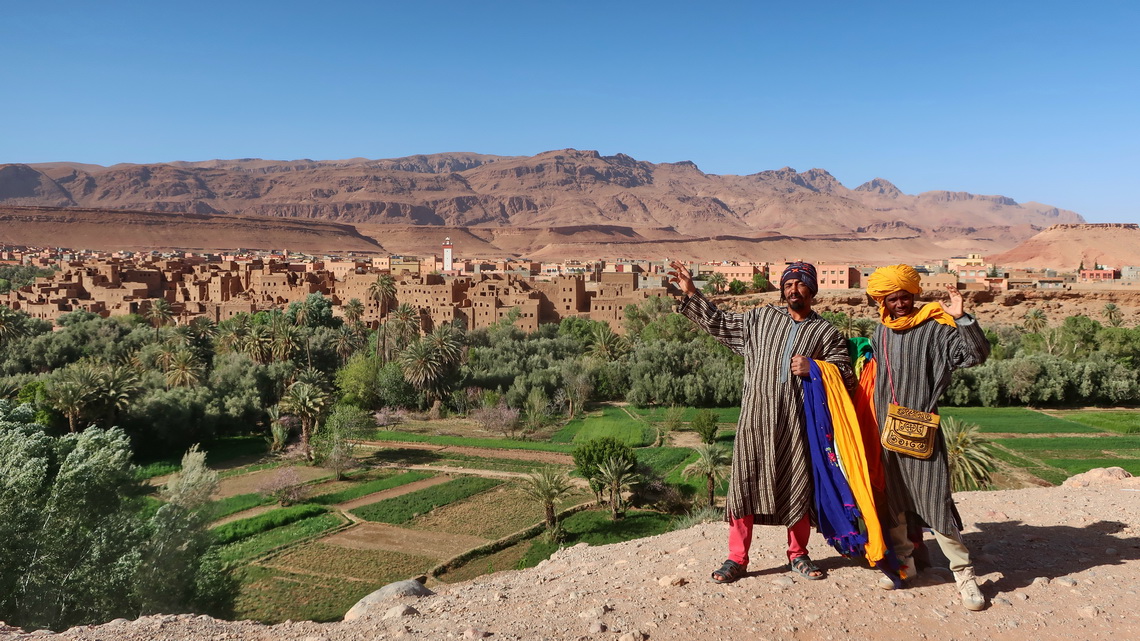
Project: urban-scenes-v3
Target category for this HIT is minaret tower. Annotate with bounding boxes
[442,237,454,272]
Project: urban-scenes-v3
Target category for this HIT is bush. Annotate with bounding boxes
[691,409,719,444]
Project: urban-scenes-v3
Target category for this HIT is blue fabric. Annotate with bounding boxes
[802,360,869,558]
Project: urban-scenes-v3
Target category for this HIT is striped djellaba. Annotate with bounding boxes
[679,293,854,526]
[871,315,990,535]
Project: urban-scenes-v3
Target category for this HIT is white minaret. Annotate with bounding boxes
[442,237,454,272]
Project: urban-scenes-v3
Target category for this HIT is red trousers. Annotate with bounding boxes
[727,513,811,567]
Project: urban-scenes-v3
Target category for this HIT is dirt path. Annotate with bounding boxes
[318,521,488,559]
[355,440,573,465]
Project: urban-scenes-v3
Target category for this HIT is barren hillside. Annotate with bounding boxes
[0,150,1085,253]
[987,224,1140,271]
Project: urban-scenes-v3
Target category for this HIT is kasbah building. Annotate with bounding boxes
[4,235,1139,334]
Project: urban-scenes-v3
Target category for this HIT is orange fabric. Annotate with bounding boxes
[878,301,957,331]
[814,360,888,567]
[854,359,884,492]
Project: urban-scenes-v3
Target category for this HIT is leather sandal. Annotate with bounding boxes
[789,555,825,580]
[710,559,746,583]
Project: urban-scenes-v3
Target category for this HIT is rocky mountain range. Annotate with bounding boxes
[0,149,1087,261]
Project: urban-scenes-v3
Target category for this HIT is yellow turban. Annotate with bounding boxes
[866,264,923,303]
[866,264,956,330]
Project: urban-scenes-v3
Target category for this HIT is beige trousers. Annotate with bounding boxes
[889,513,972,573]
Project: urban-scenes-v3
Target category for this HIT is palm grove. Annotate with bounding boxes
[1,277,1139,629]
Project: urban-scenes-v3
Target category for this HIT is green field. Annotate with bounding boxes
[629,406,742,423]
[1048,410,1140,434]
[210,492,274,519]
[217,514,344,565]
[306,470,434,505]
[362,448,563,474]
[553,406,656,446]
[518,509,676,568]
[991,435,1140,478]
[940,407,1100,434]
[359,429,575,453]
[350,476,503,524]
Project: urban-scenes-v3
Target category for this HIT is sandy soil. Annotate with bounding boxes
[11,470,1138,641]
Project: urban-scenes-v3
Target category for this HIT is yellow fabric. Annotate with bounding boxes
[878,301,958,330]
[866,264,923,302]
[814,359,888,566]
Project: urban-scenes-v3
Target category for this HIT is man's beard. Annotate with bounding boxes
[788,299,807,312]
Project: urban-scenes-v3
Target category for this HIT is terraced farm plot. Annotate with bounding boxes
[941,407,1100,434]
[217,514,344,565]
[321,522,487,558]
[436,539,532,584]
[552,406,656,445]
[307,470,435,505]
[212,464,333,499]
[350,476,504,524]
[406,483,589,539]
[362,447,563,474]
[236,543,434,623]
[629,406,741,424]
[1046,410,1140,434]
[992,435,1140,477]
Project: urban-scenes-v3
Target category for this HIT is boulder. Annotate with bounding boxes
[343,579,435,621]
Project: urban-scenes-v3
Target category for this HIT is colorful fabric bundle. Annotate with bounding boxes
[804,360,897,576]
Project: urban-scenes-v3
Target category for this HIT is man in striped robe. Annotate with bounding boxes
[866,264,990,611]
[669,261,855,583]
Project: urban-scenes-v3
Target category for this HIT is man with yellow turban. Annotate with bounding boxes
[669,260,855,584]
[865,265,990,611]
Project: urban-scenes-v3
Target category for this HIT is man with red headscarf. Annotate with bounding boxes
[669,260,855,583]
[865,264,990,611]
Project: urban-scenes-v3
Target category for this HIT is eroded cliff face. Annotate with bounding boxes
[0,149,1084,246]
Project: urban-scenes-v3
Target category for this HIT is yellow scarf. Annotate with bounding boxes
[878,301,957,330]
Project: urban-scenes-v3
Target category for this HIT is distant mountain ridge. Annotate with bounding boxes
[0,150,1082,244]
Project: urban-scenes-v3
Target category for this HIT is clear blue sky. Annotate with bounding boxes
[2,1,1136,223]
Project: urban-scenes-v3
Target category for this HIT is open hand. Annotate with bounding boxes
[667,260,698,297]
[940,284,965,318]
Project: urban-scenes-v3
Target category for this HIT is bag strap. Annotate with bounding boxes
[882,330,899,405]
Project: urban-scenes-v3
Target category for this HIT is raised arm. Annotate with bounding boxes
[669,260,746,356]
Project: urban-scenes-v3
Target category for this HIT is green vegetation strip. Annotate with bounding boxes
[211,492,275,520]
[553,406,655,446]
[1044,458,1140,476]
[216,514,343,565]
[360,430,575,453]
[637,447,697,476]
[1048,410,1140,435]
[351,476,503,524]
[630,406,741,423]
[306,470,434,505]
[212,504,328,545]
[364,448,566,474]
[941,407,1099,434]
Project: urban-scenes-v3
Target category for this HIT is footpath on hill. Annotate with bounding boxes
[8,469,1139,641]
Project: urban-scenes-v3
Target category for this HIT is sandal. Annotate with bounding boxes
[710,559,746,583]
[789,555,825,580]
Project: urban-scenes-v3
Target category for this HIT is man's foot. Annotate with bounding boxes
[788,555,825,580]
[710,559,746,584]
[878,555,916,590]
[954,568,987,611]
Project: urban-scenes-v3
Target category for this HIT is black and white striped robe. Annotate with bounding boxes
[679,293,855,526]
[871,314,990,535]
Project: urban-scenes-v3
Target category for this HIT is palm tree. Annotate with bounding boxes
[0,305,28,345]
[853,317,876,338]
[242,324,273,364]
[703,272,727,295]
[270,319,300,362]
[145,298,174,339]
[279,381,330,461]
[46,380,89,433]
[519,467,575,541]
[165,350,204,388]
[399,338,445,405]
[942,416,998,491]
[1102,303,1124,328]
[426,323,463,366]
[1022,308,1047,333]
[343,298,365,329]
[388,303,419,354]
[368,274,397,356]
[334,325,364,365]
[681,443,732,507]
[595,455,639,520]
[94,363,140,427]
[589,324,628,361]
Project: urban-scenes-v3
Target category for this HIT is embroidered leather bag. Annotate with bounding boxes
[879,336,939,459]
[881,403,939,459]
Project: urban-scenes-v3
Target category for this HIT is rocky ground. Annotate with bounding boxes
[5,469,1138,641]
